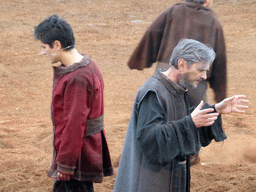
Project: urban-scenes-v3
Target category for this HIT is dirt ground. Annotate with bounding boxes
[0,0,256,191]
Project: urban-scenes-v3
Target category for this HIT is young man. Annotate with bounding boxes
[114,39,248,192]
[34,15,113,192]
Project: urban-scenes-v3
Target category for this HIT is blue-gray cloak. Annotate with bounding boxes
[113,70,227,192]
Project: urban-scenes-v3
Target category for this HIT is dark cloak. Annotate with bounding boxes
[113,70,226,192]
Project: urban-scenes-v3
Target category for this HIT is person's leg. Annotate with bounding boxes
[78,181,94,192]
[52,180,71,192]
[52,180,94,192]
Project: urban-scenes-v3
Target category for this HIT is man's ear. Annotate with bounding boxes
[177,59,188,73]
[52,40,62,50]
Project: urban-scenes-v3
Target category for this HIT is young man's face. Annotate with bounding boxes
[40,41,60,64]
[179,62,209,88]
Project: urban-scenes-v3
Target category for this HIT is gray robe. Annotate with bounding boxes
[113,70,227,192]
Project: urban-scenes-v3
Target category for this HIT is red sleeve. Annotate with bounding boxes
[56,76,91,173]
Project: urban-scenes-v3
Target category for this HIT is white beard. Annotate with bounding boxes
[178,74,198,89]
[178,74,189,88]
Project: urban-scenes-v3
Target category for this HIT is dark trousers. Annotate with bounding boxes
[53,180,94,192]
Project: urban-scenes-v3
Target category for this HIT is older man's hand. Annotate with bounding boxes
[215,95,249,114]
[191,101,219,128]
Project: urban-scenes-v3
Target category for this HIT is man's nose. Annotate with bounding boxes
[201,71,207,80]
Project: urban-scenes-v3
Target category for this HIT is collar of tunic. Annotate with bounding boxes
[52,54,91,79]
[153,69,187,95]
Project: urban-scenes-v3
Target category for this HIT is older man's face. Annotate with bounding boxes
[179,62,209,88]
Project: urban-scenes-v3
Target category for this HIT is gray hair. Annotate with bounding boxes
[185,0,206,4]
[169,39,216,69]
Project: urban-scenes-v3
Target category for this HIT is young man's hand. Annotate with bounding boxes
[57,171,73,181]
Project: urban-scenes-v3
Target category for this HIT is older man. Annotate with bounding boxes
[114,39,248,192]
[127,0,227,165]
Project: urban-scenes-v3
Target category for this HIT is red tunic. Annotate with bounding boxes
[47,54,113,183]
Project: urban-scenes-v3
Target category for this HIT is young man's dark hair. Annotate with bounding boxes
[34,14,75,51]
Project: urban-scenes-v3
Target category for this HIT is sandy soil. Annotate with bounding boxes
[0,0,256,191]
